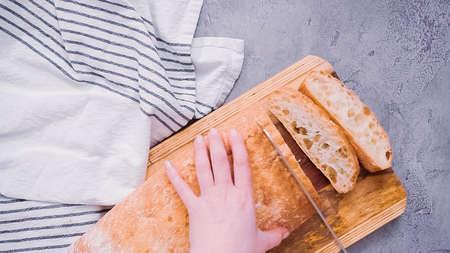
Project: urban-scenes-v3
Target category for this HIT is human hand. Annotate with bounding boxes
[165,128,289,253]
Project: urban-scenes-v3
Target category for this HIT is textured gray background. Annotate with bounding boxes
[195,0,449,252]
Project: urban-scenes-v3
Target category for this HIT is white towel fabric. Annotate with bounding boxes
[0,0,244,205]
[0,0,244,251]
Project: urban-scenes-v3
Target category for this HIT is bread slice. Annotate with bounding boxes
[269,89,360,193]
[300,71,392,172]
[69,104,319,252]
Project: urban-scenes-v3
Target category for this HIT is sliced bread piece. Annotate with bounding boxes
[300,71,392,172]
[269,89,360,193]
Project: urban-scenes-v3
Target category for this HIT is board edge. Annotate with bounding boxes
[316,197,407,253]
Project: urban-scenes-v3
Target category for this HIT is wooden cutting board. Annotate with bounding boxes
[146,55,406,252]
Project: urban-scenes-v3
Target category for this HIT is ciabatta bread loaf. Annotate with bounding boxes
[300,71,392,172]
[269,89,360,193]
[70,104,318,252]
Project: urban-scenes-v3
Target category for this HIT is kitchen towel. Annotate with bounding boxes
[0,194,108,252]
[0,0,244,251]
[0,0,244,205]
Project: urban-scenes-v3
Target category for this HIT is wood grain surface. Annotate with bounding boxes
[146,55,406,252]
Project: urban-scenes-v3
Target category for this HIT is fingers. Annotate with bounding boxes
[229,129,252,192]
[257,227,290,251]
[194,135,214,193]
[207,128,232,185]
[204,132,231,155]
[165,161,196,209]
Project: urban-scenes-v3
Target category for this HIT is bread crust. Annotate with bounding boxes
[269,89,360,193]
[300,71,392,172]
[70,104,318,253]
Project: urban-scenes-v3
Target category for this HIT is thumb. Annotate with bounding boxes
[257,227,290,251]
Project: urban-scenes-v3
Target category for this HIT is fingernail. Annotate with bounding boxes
[282,231,290,239]
[164,160,172,169]
[230,128,238,137]
[209,128,218,135]
[195,135,202,144]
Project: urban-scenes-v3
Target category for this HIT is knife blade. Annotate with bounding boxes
[257,123,348,253]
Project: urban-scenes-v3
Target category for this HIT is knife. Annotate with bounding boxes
[257,123,348,253]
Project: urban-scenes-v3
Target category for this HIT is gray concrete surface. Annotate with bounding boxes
[195,0,450,252]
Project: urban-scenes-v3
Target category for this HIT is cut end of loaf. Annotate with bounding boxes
[269,89,360,193]
[300,71,392,172]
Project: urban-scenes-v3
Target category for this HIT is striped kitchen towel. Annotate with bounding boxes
[0,0,244,251]
[0,194,109,252]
